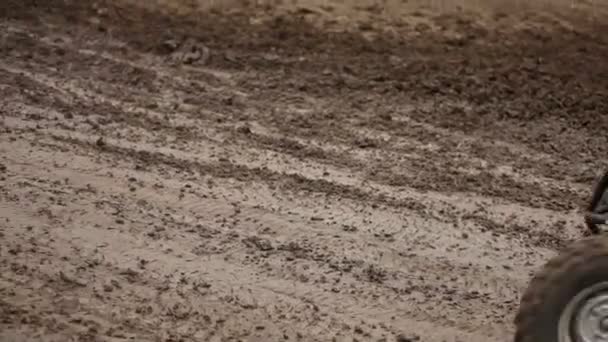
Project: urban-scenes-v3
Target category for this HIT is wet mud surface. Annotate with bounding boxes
[1,0,608,341]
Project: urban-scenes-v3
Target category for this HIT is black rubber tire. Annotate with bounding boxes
[514,235,608,342]
[588,170,608,212]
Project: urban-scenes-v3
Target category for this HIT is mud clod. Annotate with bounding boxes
[236,125,252,134]
[396,334,420,342]
[59,271,87,287]
[95,137,105,147]
[243,236,274,251]
[168,38,211,65]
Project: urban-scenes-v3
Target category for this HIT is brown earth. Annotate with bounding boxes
[1,0,608,341]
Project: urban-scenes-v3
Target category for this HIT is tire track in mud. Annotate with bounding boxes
[34,121,579,250]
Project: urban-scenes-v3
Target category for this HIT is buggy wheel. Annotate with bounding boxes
[515,235,608,342]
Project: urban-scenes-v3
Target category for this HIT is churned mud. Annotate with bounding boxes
[1,0,608,341]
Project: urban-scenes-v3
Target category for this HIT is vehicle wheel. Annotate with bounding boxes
[515,235,608,342]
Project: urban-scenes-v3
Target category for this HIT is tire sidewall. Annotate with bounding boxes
[520,254,608,342]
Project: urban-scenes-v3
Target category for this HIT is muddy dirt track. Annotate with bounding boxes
[2,0,608,341]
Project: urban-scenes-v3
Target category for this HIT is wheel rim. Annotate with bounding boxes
[559,282,608,342]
